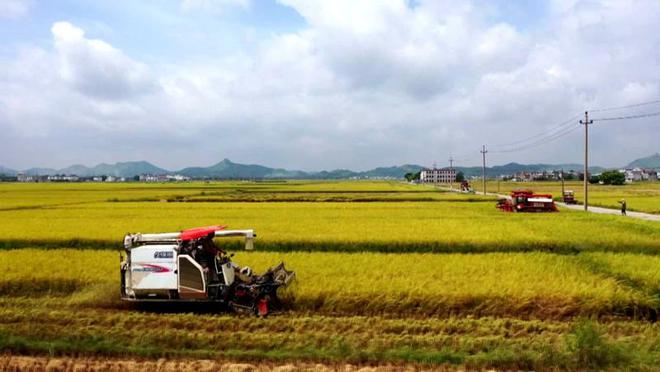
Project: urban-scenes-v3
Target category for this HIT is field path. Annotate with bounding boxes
[555,201,660,221]
[438,186,660,222]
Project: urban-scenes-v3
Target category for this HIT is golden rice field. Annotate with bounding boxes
[0,249,658,368]
[0,249,658,319]
[0,182,659,253]
[0,181,659,369]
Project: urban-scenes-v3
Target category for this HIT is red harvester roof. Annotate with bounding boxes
[180,225,227,240]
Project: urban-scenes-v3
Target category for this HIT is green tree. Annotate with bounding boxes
[404,172,420,182]
[599,170,626,185]
[455,171,465,182]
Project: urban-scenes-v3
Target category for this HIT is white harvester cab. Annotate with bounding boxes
[122,226,255,300]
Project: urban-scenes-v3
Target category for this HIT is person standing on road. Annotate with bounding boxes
[618,199,627,216]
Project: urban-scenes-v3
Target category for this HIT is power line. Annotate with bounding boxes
[490,124,581,153]
[589,99,660,113]
[489,114,580,149]
[489,98,660,152]
[446,97,660,169]
[592,110,660,122]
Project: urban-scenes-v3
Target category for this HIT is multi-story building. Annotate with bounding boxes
[420,167,456,183]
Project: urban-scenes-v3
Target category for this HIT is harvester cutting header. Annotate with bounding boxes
[496,190,558,212]
[120,225,294,315]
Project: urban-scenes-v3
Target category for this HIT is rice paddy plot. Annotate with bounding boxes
[0,199,658,253]
[1,249,657,319]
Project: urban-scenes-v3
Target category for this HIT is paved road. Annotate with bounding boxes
[440,186,660,222]
[556,201,660,222]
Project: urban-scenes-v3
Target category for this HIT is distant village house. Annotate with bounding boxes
[420,167,456,183]
[621,168,657,182]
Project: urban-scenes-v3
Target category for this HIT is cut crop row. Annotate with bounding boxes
[0,301,657,369]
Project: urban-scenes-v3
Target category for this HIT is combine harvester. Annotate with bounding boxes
[120,225,295,315]
[496,190,558,212]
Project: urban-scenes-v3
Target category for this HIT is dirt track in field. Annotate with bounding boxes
[0,355,460,372]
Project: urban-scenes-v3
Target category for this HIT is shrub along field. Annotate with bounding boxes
[0,181,658,369]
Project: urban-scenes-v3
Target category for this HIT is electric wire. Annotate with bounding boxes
[446,97,660,163]
[489,114,580,150]
[589,99,660,113]
[490,124,581,153]
[592,111,660,122]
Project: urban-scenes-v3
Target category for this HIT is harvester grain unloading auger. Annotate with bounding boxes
[120,225,295,316]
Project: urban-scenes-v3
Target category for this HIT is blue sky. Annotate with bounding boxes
[1,0,659,170]
[0,1,305,60]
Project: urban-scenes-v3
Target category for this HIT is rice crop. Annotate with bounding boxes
[0,199,658,253]
[1,181,659,368]
[1,249,656,319]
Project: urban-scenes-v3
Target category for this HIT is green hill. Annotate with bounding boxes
[627,153,660,169]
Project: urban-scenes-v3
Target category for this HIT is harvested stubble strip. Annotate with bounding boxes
[0,302,658,369]
[0,355,423,372]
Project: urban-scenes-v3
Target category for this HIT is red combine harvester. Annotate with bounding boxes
[496,190,558,212]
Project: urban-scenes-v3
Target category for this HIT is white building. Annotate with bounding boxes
[166,174,191,182]
[622,168,658,182]
[47,175,79,182]
[16,173,34,182]
[139,174,189,182]
[420,167,456,183]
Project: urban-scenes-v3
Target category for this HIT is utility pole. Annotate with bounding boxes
[449,157,454,189]
[561,168,565,201]
[580,112,592,211]
[481,145,488,195]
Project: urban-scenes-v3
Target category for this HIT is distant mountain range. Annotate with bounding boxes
[1,154,658,179]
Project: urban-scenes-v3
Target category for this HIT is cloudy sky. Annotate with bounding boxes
[1,0,659,171]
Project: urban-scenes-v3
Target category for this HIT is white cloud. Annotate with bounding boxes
[2,1,660,170]
[51,22,156,100]
[181,0,250,12]
[0,0,32,19]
